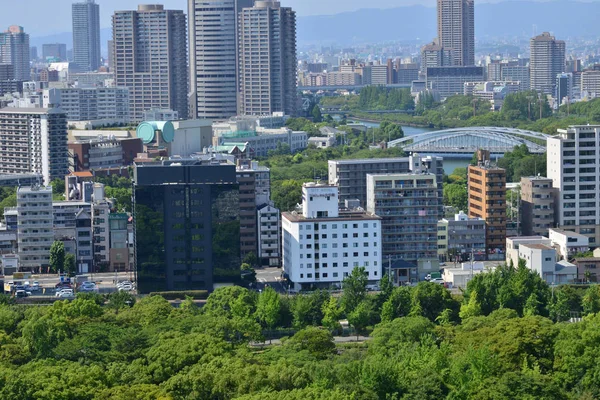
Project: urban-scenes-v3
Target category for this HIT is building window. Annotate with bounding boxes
[343,243,348,248]
[300,274,304,278]
[353,233,358,238]
[363,223,368,228]
[353,252,359,257]
[332,243,338,248]
[343,252,348,257]
[332,224,337,229]
[353,243,358,248]
[332,234,338,239]
[333,253,338,258]
[323,273,328,278]
[333,263,338,268]
[300,264,304,268]
[307,273,312,278]
[343,224,348,229]
[353,262,359,267]
[353,224,358,228]
[364,242,369,247]
[333,272,338,278]
[364,252,369,257]
[343,233,348,238]
[343,262,348,267]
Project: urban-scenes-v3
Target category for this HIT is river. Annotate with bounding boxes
[350,119,468,174]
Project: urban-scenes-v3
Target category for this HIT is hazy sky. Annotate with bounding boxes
[3,0,441,36]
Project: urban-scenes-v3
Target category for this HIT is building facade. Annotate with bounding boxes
[437,0,474,66]
[439,211,486,262]
[426,66,485,99]
[43,87,130,122]
[72,0,101,71]
[238,0,297,116]
[257,203,280,267]
[366,172,440,281]
[17,186,54,272]
[282,183,382,291]
[547,125,600,245]
[0,108,69,185]
[0,25,30,81]
[188,0,253,120]
[133,161,240,293]
[468,153,507,257]
[112,5,188,122]
[42,43,67,61]
[520,176,555,237]
[530,32,566,95]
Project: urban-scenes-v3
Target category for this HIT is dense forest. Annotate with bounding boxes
[0,265,599,399]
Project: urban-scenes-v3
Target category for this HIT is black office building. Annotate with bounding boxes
[133,161,240,293]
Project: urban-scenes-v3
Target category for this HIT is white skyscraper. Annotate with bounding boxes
[188,0,253,120]
[0,25,30,81]
[72,0,101,71]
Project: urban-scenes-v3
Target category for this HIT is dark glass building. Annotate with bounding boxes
[133,161,240,293]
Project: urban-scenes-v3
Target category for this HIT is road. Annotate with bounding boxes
[255,267,288,293]
[251,335,371,347]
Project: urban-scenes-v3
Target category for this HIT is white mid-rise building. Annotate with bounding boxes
[282,183,382,290]
[547,125,600,245]
[43,87,130,123]
[17,186,54,272]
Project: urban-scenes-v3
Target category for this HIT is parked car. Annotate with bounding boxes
[116,280,132,288]
[55,282,72,290]
[55,289,74,298]
[118,284,134,292]
[430,278,445,285]
[79,282,97,292]
[31,281,40,291]
[15,290,31,298]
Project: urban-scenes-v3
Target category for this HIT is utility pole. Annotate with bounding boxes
[539,92,543,120]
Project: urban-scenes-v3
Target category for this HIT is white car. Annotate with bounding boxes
[118,284,134,292]
[429,278,445,285]
[55,289,74,298]
[31,281,40,291]
[79,282,97,292]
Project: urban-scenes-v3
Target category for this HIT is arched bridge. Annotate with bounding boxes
[388,127,550,155]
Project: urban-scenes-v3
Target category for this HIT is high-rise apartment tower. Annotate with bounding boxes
[530,32,565,95]
[437,0,474,66]
[0,26,30,81]
[72,0,101,71]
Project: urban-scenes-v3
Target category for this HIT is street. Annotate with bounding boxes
[4,271,135,296]
[255,267,287,293]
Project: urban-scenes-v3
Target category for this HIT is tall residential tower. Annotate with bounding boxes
[0,25,30,81]
[188,0,253,120]
[112,5,188,122]
[72,0,102,71]
[238,0,297,116]
[530,32,566,95]
[437,0,475,66]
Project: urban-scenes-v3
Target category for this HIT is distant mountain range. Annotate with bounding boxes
[29,1,600,52]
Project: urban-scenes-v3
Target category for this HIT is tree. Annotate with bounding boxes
[321,296,343,334]
[443,183,468,211]
[380,286,412,322]
[341,267,368,313]
[271,179,302,211]
[347,300,375,340]
[285,326,335,359]
[370,316,435,356]
[49,241,65,274]
[460,291,482,320]
[582,285,600,315]
[255,287,280,342]
[311,104,323,123]
[64,253,76,276]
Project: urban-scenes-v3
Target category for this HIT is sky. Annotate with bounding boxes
[3,0,440,37]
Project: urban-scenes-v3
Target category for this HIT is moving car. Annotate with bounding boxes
[79,282,97,292]
[55,289,74,298]
[430,278,445,285]
[15,290,31,298]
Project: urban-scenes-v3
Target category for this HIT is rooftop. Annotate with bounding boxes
[0,107,64,115]
[282,210,381,223]
[549,228,589,239]
[573,257,600,262]
[520,243,554,250]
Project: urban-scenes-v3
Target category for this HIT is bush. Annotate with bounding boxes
[149,290,209,300]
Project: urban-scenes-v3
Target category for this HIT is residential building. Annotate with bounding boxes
[468,151,507,258]
[107,40,114,71]
[520,176,555,237]
[133,160,240,293]
[0,173,42,187]
[112,5,188,122]
[438,211,486,262]
[75,209,93,273]
[547,125,600,245]
[426,66,485,99]
[549,228,589,260]
[282,183,382,291]
[506,236,552,268]
[238,0,297,116]
[362,64,388,86]
[72,0,101,71]
[396,63,420,85]
[328,155,444,209]
[17,186,54,272]
[0,232,17,255]
[257,204,280,267]
[91,184,111,271]
[518,243,557,283]
[188,0,253,120]
[52,200,93,272]
[0,108,69,185]
[581,68,600,98]
[421,41,453,73]
[464,81,521,110]
[501,65,530,92]
[109,213,129,271]
[0,26,30,81]
[326,72,361,86]
[236,161,264,260]
[366,171,440,282]
[530,32,565,95]
[573,255,600,282]
[437,0,474,66]
[42,43,67,61]
[69,71,114,86]
[556,73,573,105]
[43,87,130,123]
[486,59,502,81]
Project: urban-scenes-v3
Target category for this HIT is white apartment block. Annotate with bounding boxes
[258,204,281,267]
[0,108,69,185]
[547,125,600,245]
[282,183,382,291]
[17,186,54,272]
[581,70,600,99]
[549,228,589,260]
[43,87,130,123]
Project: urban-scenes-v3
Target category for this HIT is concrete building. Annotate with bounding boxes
[438,211,486,262]
[282,183,382,291]
[238,0,297,116]
[426,66,485,99]
[308,136,336,148]
[91,184,111,271]
[421,41,453,73]
[501,65,530,92]
[549,228,589,261]
[506,236,552,267]
[0,173,42,188]
[328,155,444,209]
[396,63,420,85]
[530,32,566,95]
[75,209,93,273]
[236,161,268,260]
[556,73,573,106]
[68,137,143,172]
[133,160,241,293]
[216,128,307,157]
[581,69,600,99]
[43,87,130,123]
[17,186,54,272]
[52,201,93,273]
[518,243,557,283]
[143,109,179,122]
[520,176,555,237]
[257,203,280,267]
[547,125,600,245]
[109,213,129,271]
[72,0,101,71]
[573,254,600,282]
[0,108,69,185]
[437,0,474,66]
[464,81,521,110]
[326,72,361,86]
[188,0,253,120]
[366,171,440,282]
[112,5,188,122]
[0,26,30,81]
[362,64,388,86]
[42,43,67,62]
[468,151,507,258]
